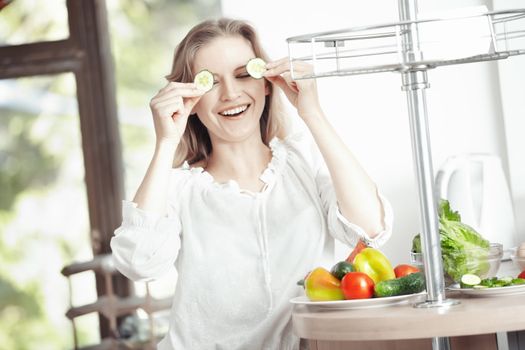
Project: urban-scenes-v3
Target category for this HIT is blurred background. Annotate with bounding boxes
[1,0,524,349]
[0,0,221,348]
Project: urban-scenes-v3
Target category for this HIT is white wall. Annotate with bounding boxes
[221,0,524,265]
[494,0,525,245]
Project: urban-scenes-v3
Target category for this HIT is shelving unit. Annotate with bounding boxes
[287,7,525,79]
[286,2,525,350]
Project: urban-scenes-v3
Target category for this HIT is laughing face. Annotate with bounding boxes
[191,35,269,144]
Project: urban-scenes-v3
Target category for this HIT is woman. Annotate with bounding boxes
[111,18,393,350]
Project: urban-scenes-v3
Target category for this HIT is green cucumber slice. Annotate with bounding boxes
[500,276,513,284]
[194,69,213,92]
[460,274,481,288]
[246,58,267,79]
[472,285,489,289]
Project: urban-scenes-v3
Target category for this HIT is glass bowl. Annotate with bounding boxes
[410,242,503,283]
[510,252,525,272]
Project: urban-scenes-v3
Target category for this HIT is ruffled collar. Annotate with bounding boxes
[181,137,287,194]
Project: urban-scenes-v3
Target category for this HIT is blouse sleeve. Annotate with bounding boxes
[284,133,393,248]
[110,171,187,282]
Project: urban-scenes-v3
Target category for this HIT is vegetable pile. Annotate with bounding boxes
[412,200,491,282]
[300,241,425,301]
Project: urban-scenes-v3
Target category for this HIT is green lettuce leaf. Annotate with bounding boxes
[411,199,490,281]
[439,200,461,222]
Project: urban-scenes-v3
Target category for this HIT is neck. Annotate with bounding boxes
[205,136,272,182]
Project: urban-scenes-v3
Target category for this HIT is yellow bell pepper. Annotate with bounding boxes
[353,248,396,284]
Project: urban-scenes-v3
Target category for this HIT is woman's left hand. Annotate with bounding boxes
[264,58,322,120]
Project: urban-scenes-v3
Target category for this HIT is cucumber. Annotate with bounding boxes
[374,272,425,298]
[460,274,481,288]
[330,261,355,280]
[246,57,267,79]
[194,69,214,92]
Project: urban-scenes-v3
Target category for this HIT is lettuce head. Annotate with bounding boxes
[412,199,490,282]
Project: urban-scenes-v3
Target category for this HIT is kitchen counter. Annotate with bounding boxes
[293,261,524,350]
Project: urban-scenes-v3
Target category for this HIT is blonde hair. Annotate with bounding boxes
[166,18,289,167]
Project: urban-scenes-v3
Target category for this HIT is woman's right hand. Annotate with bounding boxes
[149,82,205,145]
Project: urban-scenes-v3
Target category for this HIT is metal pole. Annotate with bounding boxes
[397,0,460,348]
[433,336,452,350]
[402,70,449,304]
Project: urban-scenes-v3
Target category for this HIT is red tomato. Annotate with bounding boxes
[518,270,525,279]
[394,264,420,278]
[341,272,375,299]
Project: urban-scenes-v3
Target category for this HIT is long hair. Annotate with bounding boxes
[165,18,289,167]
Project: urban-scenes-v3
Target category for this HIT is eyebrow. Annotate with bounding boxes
[234,64,248,73]
[207,63,251,79]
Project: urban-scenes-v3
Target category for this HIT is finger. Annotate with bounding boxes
[154,97,183,109]
[184,96,202,114]
[281,72,300,93]
[152,89,203,107]
[265,57,289,69]
[155,94,201,112]
[153,93,182,107]
[272,71,299,92]
[266,75,297,95]
[264,61,290,76]
[265,60,313,78]
[154,88,203,103]
[268,77,298,104]
[266,59,309,72]
[158,81,179,93]
[159,82,198,94]
[265,75,286,91]
[155,103,185,120]
[185,94,203,111]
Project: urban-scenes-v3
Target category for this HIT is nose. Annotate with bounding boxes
[220,77,241,101]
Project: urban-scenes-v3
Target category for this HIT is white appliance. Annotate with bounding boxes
[435,153,517,250]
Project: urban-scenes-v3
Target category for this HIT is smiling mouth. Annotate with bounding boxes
[219,104,250,117]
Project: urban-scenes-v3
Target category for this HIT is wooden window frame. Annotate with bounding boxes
[0,0,131,338]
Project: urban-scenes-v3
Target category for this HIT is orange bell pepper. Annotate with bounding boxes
[304,267,345,301]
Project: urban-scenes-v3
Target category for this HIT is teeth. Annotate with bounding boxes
[220,105,248,116]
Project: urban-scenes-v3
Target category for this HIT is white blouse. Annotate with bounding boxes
[110,133,393,350]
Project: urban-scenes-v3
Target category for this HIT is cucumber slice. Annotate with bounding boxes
[194,69,214,92]
[472,285,489,289]
[246,58,267,79]
[460,274,481,288]
[500,276,513,284]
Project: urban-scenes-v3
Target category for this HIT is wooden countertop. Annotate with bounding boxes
[293,291,525,341]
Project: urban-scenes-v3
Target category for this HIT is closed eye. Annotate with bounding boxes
[236,73,251,79]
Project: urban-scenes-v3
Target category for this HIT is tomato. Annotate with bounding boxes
[394,264,420,278]
[518,270,525,279]
[341,272,375,299]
